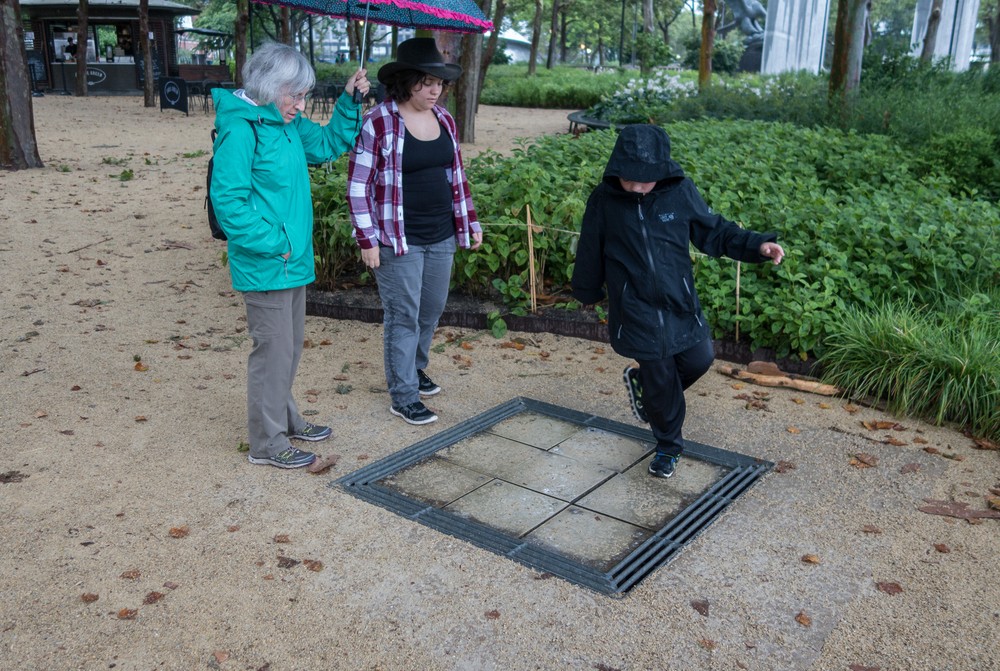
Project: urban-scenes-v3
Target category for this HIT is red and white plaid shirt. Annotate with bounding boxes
[347,99,480,256]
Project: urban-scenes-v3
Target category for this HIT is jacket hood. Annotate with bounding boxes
[602,124,684,187]
[212,87,284,126]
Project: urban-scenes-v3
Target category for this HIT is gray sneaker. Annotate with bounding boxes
[290,422,332,442]
[248,447,317,469]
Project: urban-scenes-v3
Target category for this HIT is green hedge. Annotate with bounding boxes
[311,119,1000,361]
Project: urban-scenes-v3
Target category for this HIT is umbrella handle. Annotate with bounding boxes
[353,88,364,104]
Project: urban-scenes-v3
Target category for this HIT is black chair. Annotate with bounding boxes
[310,82,343,117]
[203,80,222,113]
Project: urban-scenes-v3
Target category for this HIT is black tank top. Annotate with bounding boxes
[402,123,455,246]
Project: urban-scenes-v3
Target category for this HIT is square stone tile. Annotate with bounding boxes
[488,414,581,449]
[444,480,568,536]
[576,455,727,530]
[549,427,653,472]
[380,457,491,508]
[495,449,616,502]
[525,505,652,570]
[436,432,542,475]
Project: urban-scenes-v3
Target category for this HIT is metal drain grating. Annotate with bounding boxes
[336,397,772,595]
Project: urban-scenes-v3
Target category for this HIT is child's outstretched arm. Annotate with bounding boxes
[759,242,784,264]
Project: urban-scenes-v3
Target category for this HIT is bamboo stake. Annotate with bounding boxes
[735,260,741,342]
[526,204,538,314]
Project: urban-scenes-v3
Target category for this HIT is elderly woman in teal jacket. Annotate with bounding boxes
[211,42,369,469]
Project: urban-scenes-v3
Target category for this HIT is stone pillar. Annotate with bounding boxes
[761,0,832,75]
[910,0,982,71]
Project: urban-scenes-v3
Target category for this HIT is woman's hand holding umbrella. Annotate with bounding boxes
[344,68,371,99]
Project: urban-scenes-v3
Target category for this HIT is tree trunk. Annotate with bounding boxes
[828,0,868,107]
[642,0,654,33]
[990,3,1000,64]
[280,7,291,45]
[234,0,248,87]
[545,0,559,69]
[0,0,43,169]
[920,0,943,62]
[479,0,505,103]
[75,0,89,96]
[528,0,542,75]
[455,32,483,144]
[698,0,716,91]
[139,0,155,107]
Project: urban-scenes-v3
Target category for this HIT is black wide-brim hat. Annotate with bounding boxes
[377,38,463,85]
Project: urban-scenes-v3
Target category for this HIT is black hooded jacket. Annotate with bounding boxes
[571,125,777,360]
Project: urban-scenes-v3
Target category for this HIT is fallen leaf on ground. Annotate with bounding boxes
[862,420,897,431]
[117,608,138,619]
[34,410,48,418]
[227,525,239,532]
[81,593,99,603]
[775,461,796,473]
[302,559,324,572]
[971,435,999,450]
[690,599,709,617]
[843,404,860,414]
[213,651,229,664]
[697,638,717,650]
[818,402,831,409]
[913,437,929,445]
[134,362,148,372]
[933,543,951,553]
[786,426,801,434]
[795,611,812,627]
[168,525,190,538]
[800,554,821,565]
[273,534,290,544]
[900,463,921,474]
[987,497,1000,511]
[862,525,882,534]
[163,582,179,590]
[120,569,141,580]
[876,581,903,595]
[791,397,805,405]
[0,471,29,483]
[276,555,299,569]
[849,453,878,468]
[307,453,341,474]
[143,591,165,604]
[918,499,1000,520]
[484,610,500,620]
[134,416,147,423]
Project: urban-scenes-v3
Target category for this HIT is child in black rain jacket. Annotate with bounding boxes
[572,124,785,478]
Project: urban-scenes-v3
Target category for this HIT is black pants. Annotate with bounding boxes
[636,338,715,458]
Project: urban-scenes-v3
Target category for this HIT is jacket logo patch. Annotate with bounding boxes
[659,212,675,223]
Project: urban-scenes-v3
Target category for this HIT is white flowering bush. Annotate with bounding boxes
[587,70,697,124]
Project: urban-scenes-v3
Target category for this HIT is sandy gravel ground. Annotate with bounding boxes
[1,95,997,671]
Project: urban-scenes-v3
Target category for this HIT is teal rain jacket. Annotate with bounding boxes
[210,87,361,292]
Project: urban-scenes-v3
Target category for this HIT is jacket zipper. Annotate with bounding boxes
[683,277,703,326]
[282,224,292,279]
[636,198,667,335]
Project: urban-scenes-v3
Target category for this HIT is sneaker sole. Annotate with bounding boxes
[248,454,316,469]
[389,405,438,425]
[647,465,675,478]
[418,386,441,397]
[289,431,332,442]
[623,367,648,423]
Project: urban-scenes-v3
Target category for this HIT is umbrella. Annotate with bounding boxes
[251,0,493,35]
[252,0,492,102]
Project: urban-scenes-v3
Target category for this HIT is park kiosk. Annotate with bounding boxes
[20,0,197,93]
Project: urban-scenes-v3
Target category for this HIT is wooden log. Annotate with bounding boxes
[717,365,841,396]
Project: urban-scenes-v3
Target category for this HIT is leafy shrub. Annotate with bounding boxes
[681,34,745,75]
[479,64,631,108]
[312,119,1000,363]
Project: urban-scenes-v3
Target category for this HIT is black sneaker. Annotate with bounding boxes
[289,422,332,442]
[417,369,441,396]
[390,401,438,425]
[248,447,317,469]
[648,454,678,478]
[623,366,648,423]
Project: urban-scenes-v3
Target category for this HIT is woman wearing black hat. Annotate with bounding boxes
[348,38,483,426]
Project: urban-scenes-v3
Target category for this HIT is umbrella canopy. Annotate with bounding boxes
[251,0,493,34]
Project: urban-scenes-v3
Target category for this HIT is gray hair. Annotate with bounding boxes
[242,42,316,106]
